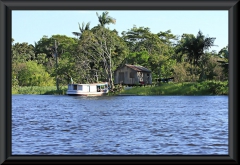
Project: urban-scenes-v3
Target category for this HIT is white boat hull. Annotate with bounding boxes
[66,83,109,96]
[66,90,107,96]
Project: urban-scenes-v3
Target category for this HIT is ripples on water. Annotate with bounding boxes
[12,95,228,155]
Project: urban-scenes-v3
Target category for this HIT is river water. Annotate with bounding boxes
[12,95,228,155]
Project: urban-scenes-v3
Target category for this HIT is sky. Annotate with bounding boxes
[12,10,228,53]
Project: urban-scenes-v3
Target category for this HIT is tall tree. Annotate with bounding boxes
[12,42,35,62]
[157,30,177,46]
[72,22,91,39]
[96,11,116,27]
[78,27,127,88]
[217,46,228,80]
[122,26,176,81]
[175,30,216,81]
[34,35,78,87]
[177,31,216,66]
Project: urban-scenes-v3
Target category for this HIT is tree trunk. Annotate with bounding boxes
[109,59,114,89]
[109,49,115,89]
[55,40,60,93]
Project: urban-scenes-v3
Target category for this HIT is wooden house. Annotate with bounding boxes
[114,64,152,86]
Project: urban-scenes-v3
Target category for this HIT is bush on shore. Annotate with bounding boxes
[119,80,228,96]
[12,86,68,95]
[12,81,228,96]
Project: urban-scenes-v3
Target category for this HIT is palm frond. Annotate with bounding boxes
[72,32,81,37]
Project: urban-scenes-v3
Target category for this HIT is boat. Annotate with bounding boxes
[66,82,109,96]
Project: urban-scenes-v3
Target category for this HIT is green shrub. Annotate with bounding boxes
[12,86,68,95]
[119,81,228,95]
[17,61,55,87]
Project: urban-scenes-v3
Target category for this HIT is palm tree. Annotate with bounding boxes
[72,22,91,39]
[176,30,216,81]
[96,11,116,27]
[217,46,228,80]
[178,31,216,66]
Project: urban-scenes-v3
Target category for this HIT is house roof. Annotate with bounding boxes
[125,64,151,72]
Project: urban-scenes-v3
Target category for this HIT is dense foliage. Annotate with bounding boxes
[119,81,228,96]
[12,11,228,92]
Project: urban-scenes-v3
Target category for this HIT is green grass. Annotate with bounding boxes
[12,86,68,95]
[119,80,228,96]
[12,81,228,96]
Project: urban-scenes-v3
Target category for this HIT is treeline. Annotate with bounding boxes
[12,11,228,90]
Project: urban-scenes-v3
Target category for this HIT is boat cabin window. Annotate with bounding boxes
[78,85,82,90]
[97,86,101,92]
[97,84,108,92]
[73,85,77,90]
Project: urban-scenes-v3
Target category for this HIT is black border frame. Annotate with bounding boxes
[0,0,239,164]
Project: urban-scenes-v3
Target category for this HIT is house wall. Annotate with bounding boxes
[114,66,152,85]
[142,72,152,84]
[114,66,139,85]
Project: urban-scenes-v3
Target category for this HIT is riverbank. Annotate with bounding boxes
[118,81,228,96]
[12,86,68,95]
[12,81,228,96]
